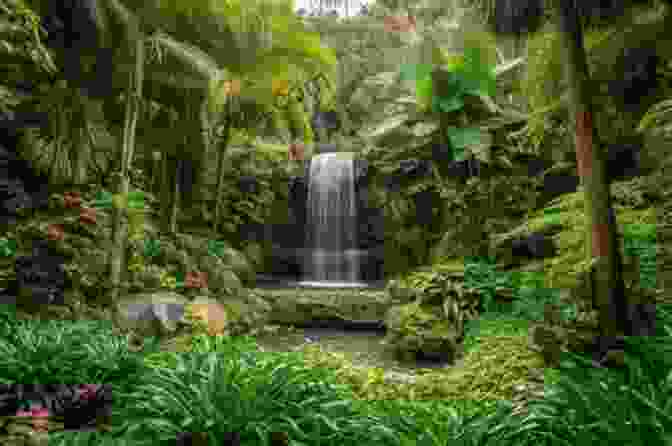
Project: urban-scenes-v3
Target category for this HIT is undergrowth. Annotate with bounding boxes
[0,292,670,446]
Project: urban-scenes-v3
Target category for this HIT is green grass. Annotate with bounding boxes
[1,299,671,446]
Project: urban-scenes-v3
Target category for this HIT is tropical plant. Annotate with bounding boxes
[457,0,668,344]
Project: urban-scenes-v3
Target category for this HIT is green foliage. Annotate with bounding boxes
[464,256,501,313]
[214,141,282,239]
[5,294,672,446]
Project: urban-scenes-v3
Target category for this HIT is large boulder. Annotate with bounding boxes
[383,302,463,365]
[114,292,190,339]
[263,288,392,325]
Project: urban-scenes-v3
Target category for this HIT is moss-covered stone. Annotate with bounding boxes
[383,302,462,365]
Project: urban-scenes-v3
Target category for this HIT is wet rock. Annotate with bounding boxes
[511,232,557,260]
[288,175,308,227]
[353,158,370,188]
[238,175,259,194]
[413,189,440,225]
[358,211,385,250]
[360,244,385,281]
[267,245,304,278]
[444,157,481,181]
[238,222,265,243]
[397,159,432,179]
[606,141,646,182]
[540,172,580,204]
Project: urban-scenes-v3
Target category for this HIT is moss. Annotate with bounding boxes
[525,191,657,290]
[288,315,543,409]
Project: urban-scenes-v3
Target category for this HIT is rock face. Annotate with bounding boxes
[288,175,308,229]
[0,142,50,226]
[12,241,69,308]
[354,158,385,281]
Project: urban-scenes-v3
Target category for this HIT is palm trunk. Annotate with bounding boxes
[213,115,232,235]
[181,96,207,222]
[109,38,144,303]
[556,3,627,338]
[159,150,172,234]
[71,89,93,186]
[199,98,214,223]
[170,157,181,234]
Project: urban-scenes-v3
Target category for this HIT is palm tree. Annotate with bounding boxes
[21,0,337,303]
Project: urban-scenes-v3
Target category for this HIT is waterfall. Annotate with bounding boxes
[301,152,367,287]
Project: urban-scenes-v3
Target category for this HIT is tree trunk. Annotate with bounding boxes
[159,150,172,234]
[170,157,181,235]
[108,38,144,303]
[70,90,95,186]
[214,115,232,235]
[199,98,214,223]
[556,2,628,338]
[181,95,208,223]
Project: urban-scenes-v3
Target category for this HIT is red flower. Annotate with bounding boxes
[79,207,97,225]
[47,224,64,241]
[288,143,304,161]
[63,192,82,209]
[186,271,208,289]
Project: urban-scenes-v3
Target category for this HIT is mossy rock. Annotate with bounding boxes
[383,302,462,365]
[525,191,658,290]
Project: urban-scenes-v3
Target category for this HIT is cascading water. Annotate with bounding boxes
[300,152,368,288]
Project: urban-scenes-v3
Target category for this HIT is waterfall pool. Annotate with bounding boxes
[252,321,462,386]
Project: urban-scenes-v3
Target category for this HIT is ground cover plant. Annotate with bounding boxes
[1,278,670,446]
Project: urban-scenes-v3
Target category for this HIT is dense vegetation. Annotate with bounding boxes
[1,0,672,444]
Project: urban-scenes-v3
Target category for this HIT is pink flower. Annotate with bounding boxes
[16,406,50,432]
[77,384,100,400]
[384,15,416,33]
